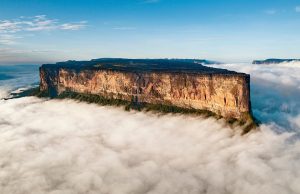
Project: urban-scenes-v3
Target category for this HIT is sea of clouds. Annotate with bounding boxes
[0,62,300,194]
[211,62,300,131]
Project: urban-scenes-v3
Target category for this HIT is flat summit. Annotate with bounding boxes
[42,58,242,75]
[40,58,254,125]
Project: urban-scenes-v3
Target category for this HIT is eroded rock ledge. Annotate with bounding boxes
[39,58,254,124]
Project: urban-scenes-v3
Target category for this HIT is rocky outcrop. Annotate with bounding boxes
[39,59,252,122]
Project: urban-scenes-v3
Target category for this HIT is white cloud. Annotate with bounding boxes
[0,15,87,46]
[0,20,21,33]
[210,62,300,130]
[25,18,57,32]
[296,6,300,12]
[0,96,299,194]
[0,15,87,33]
[60,21,87,30]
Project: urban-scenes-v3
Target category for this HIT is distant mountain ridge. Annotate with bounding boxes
[252,59,300,65]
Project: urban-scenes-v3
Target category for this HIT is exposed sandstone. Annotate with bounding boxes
[39,59,252,122]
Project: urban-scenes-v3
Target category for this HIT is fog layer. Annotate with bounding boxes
[0,62,300,194]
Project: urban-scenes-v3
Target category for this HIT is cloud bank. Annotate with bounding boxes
[0,62,300,194]
[210,62,300,131]
[0,97,300,194]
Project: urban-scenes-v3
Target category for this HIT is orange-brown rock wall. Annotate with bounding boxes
[40,68,251,120]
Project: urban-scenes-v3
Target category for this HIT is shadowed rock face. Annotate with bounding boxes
[40,59,252,121]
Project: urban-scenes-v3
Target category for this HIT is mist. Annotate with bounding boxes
[0,62,300,194]
[211,62,300,132]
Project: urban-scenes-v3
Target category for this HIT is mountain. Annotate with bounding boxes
[90,58,220,65]
[252,59,300,65]
[39,58,255,126]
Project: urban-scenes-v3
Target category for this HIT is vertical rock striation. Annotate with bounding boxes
[39,59,252,122]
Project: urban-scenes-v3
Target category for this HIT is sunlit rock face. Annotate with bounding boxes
[39,59,252,121]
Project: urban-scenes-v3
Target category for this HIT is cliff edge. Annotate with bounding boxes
[39,58,253,124]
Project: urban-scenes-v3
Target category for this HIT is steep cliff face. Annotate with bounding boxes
[39,59,252,121]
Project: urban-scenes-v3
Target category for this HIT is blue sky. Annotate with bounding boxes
[0,0,300,64]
